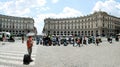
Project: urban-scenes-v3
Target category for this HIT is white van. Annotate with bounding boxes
[0,32,11,41]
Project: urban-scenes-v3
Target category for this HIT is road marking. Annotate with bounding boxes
[0,52,36,57]
[0,58,35,65]
[0,45,37,66]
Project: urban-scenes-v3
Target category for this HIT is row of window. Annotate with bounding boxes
[48,30,115,36]
[103,16,120,21]
[48,31,98,36]
[46,22,116,29]
[2,30,25,35]
[49,30,114,34]
[0,18,34,23]
[51,31,95,33]
[47,23,97,29]
[48,30,97,35]
[1,23,33,29]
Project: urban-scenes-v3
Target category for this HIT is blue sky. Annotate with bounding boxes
[0,0,120,34]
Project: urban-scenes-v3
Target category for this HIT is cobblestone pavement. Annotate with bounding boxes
[0,40,38,67]
[0,38,120,67]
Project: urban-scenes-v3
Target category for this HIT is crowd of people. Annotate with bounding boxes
[35,35,119,47]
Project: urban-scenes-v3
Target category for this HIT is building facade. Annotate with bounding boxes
[43,11,120,37]
[0,14,35,36]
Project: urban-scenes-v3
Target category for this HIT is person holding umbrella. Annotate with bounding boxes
[27,36,33,62]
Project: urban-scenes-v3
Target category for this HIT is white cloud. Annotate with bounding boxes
[0,0,47,17]
[52,0,59,3]
[92,0,120,17]
[62,7,83,17]
[34,7,83,34]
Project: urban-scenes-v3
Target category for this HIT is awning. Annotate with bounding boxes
[26,32,35,36]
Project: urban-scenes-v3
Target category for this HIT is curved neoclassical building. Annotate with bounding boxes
[0,14,35,36]
[43,11,120,36]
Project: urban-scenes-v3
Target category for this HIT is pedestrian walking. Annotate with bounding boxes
[2,34,6,41]
[83,37,86,45]
[115,36,119,42]
[26,36,33,62]
[45,36,50,46]
[85,36,88,45]
[76,38,81,47]
[56,36,60,46]
[109,36,112,43]
[81,36,84,46]
[2,34,6,45]
[48,36,52,46]
[39,37,43,44]
[96,37,99,46]
[36,36,40,45]
[72,37,75,47]
[22,36,24,43]
[63,38,67,46]
[43,36,46,46]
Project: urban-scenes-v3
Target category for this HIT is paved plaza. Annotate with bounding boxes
[0,38,120,67]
